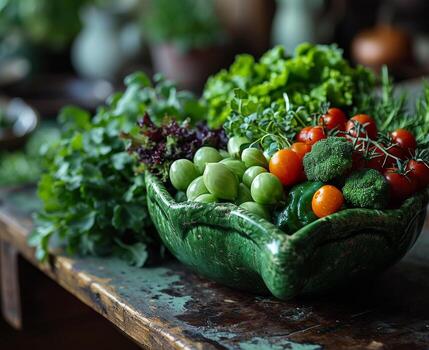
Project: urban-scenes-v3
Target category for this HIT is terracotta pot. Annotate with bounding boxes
[150,43,229,92]
[351,25,412,72]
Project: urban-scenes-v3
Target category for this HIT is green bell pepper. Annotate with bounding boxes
[276,181,324,234]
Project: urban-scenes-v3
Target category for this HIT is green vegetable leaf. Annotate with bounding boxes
[30,72,205,264]
[203,43,375,136]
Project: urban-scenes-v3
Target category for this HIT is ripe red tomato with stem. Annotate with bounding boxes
[319,108,347,131]
[391,128,417,153]
[346,114,378,139]
[407,160,429,189]
[384,144,407,168]
[306,126,326,145]
[365,146,385,172]
[384,168,417,202]
[296,126,312,143]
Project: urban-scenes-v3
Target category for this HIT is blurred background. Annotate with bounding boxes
[1,0,429,188]
[3,0,429,97]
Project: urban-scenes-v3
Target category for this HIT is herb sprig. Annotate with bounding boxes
[357,66,429,148]
[225,89,318,156]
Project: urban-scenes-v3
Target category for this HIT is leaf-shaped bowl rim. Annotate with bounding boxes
[147,173,428,245]
[146,173,428,298]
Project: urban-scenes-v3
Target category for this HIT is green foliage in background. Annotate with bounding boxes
[0,0,89,49]
[204,43,375,130]
[0,126,60,187]
[143,0,224,52]
[29,72,207,265]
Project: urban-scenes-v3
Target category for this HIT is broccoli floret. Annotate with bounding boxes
[303,137,353,182]
[342,168,389,209]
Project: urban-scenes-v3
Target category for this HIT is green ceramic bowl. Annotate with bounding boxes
[146,173,428,299]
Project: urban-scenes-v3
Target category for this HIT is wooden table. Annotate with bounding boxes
[0,186,428,350]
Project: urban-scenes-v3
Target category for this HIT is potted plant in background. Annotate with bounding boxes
[0,0,89,76]
[143,0,229,91]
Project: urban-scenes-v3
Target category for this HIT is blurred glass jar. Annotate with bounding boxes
[72,6,125,81]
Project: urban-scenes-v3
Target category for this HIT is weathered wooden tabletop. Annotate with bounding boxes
[0,186,428,350]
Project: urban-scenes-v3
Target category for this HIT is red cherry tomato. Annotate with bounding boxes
[384,144,406,168]
[366,148,384,172]
[407,160,429,189]
[391,128,417,154]
[306,126,326,145]
[269,149,302,186]
[346,114,378,139]
[290,142,312,160]
[384,169,417,202]
[296,126,312,143]
[319,108,347,131]
[351,151,366,171]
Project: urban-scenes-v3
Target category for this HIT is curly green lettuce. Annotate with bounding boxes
[203,43,375,130]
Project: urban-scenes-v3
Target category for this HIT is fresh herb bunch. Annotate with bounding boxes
[357,66,429,148]
[29,72,206,265]
[124,114,227,181]
[225,90,309,155]
[142,0,224,52]
[203,43,374,128]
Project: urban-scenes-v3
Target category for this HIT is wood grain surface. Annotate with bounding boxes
[0,186,428,350]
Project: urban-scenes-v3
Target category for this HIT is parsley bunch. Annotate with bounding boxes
[29,72,206,265]
[225,89,309,155]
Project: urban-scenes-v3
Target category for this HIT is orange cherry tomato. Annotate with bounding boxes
[312,185,344,218]
[306,126,326,145]
[269,149,302,186]
[290,142,312,160]
[346,114,378,139]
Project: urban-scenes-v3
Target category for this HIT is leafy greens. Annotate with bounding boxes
[203,43,374,130]
[29,72,206,265]
[0,126,60,187]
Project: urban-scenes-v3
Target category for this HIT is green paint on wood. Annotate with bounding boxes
[239,337,321,350]
[138,266,191,315]
[198,329,238,342]
[72,257,192,316]
[146,173,428,300]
